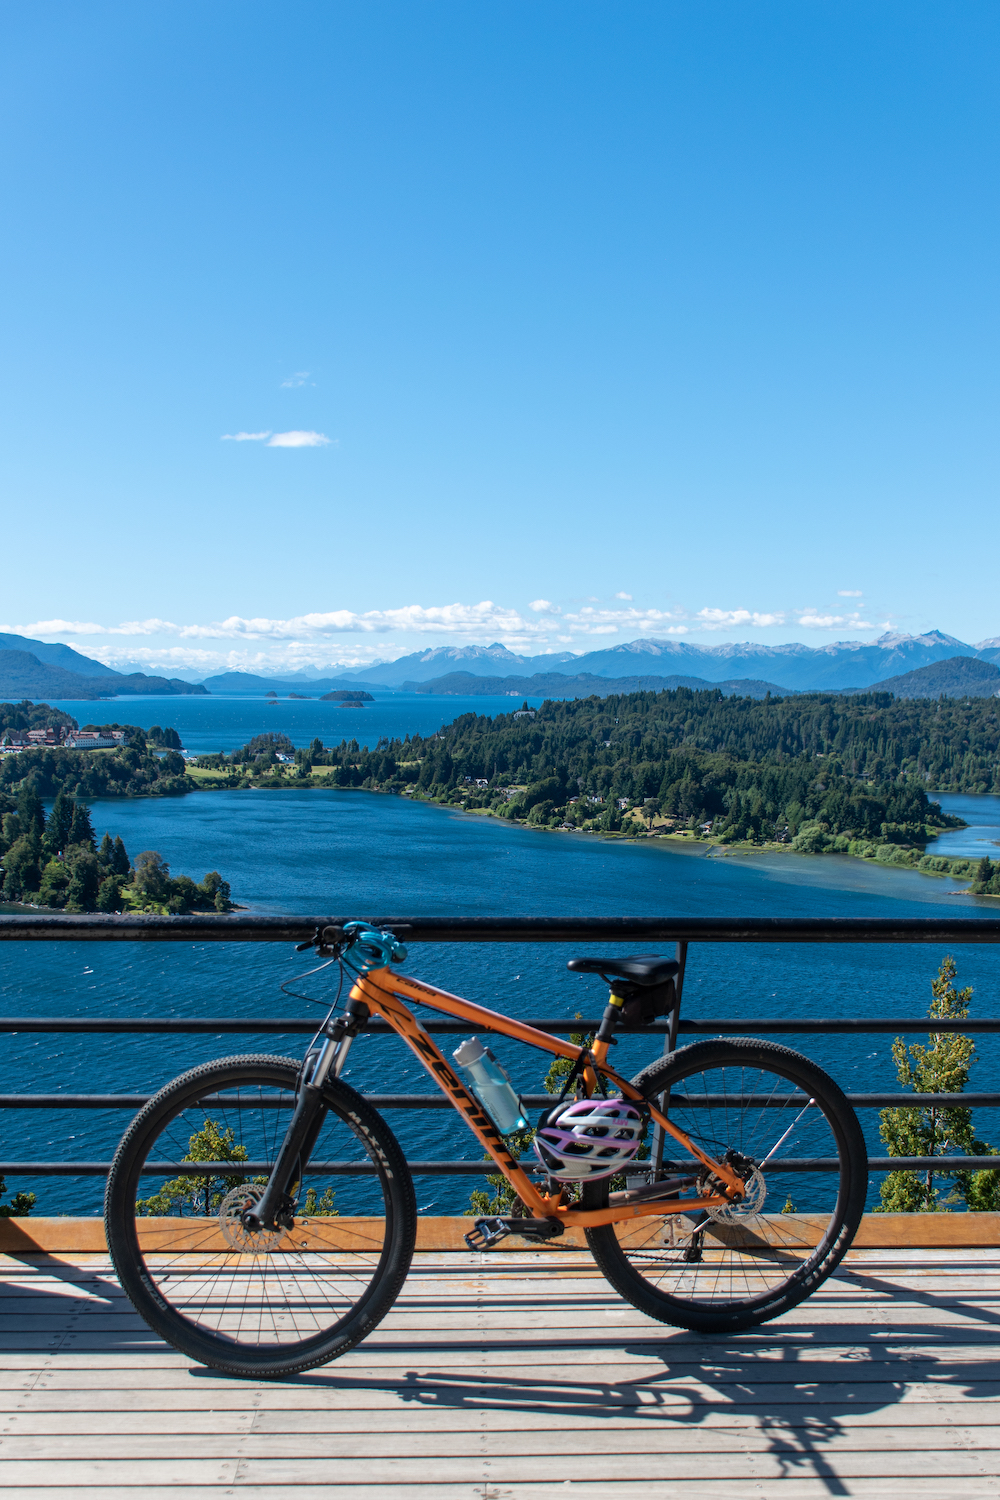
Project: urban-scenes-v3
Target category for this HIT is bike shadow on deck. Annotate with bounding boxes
[4,1253,999,1497]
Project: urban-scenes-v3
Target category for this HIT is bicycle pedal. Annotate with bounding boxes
[464,1217,511,1250]
[464,1216,565,1251]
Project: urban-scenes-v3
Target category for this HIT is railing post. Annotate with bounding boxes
[650,939,687,1176]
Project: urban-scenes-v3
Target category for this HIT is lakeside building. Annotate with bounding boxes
[64,730,126,749]
[0,727,67,749]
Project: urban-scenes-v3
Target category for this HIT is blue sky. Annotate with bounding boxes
[1,2,997,676]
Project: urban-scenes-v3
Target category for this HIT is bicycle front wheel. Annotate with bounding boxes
[105,1055,417,1377]
[585,1039,867,1332]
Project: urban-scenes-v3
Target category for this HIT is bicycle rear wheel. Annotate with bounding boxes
[585,1039,867,1332]
[105,1055,417,1377]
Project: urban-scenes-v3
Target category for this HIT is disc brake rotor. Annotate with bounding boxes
[706,1166,767,1224]
[217,1184,290,1253]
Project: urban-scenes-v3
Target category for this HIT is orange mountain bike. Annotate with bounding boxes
[105,921,867,1378]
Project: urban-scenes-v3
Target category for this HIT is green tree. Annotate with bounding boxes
[111,836,131,877]
[65,850,102,912]
[877,955,1000,1212]
[199,871,232,912]
[0,1177,36,1217]
[135,1118,254,1216]
[1,833,42,900]
[131,850,171,903]
[96,875,124,913]
[68,802,96,849]
[37,858,71,908]
[16,786,45,841]
[45,788,76,854]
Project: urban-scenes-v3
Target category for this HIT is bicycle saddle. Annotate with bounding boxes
[567,955,679,987]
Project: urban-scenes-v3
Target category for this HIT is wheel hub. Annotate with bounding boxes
[218,1184,290,1252]
[706,1165,767,1224]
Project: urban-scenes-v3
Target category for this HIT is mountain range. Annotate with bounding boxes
[3,627,1000,702]
[408,670,789,700]
[325,630,1000,692]
[863,655,1000,700]
[0,634,206,699]
[199,670,387,695]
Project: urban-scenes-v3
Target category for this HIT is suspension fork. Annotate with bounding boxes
[243,1002,367,1232]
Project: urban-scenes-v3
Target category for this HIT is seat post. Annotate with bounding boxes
[650,940,688,1176]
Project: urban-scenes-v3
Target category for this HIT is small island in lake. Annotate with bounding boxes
[319,690,373,703]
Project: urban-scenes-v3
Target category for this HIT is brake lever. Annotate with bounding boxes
[294,925,344,954]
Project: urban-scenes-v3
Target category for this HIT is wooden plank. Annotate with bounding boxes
[1,1483,997,1500]
[0,1448,998,1483]
[3,1401,1000,1429]
[3,1210,1000,1255]
[2,1371,996,1406]
[2,1426,999,1458]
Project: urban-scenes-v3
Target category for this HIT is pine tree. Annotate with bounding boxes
[67,803,96,849]
[877,956,1000,1212]
[45,789,76,854]
[16,786,45,840]
[111,836,131,877]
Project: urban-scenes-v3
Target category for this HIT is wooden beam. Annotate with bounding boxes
[2,1211,1000,1254]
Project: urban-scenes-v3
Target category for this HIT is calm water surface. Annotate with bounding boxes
[43,693,549,756]
[4,698,999,1214]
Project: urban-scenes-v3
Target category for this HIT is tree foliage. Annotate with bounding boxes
[0,790,233,913]
[264,689,987,853]
[0,738,190,799]
[0,1176,35,1217]
[134,1118,254,1216]
[877,956,1000,1212]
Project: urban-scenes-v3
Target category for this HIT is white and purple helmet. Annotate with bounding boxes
[532,1097,644,1182]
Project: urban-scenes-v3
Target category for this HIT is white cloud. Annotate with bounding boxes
[11,617,181,637]
[221,431,271,442]
[694,608,786,631]
[562,605,691,635]
[3,594,885,677]
[266,430,332,448]
[614,592,633,601]
[797,613,873,629]
[280,372,311,388]
[837,590,863,598]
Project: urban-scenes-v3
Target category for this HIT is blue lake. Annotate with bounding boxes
[42,693,550,757]
[3,695,1000,1216]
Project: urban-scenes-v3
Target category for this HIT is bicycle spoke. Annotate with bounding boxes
[106,1057,416,1374]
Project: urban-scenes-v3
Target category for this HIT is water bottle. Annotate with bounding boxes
[452,1037,528,1134]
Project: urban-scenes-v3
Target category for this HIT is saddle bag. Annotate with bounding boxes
[615,978,676,1027]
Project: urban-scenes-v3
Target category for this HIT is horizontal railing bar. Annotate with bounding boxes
[2,915,1000,944]
[0,1017,602,1035]
[0,1156,995,1176]
[0,1161,498,1177]
[3,1091,1000,1110]
[4,1015,1000,1034]
[678,1018,1000,1034]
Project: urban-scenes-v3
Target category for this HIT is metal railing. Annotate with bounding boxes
[2,913,1000,1182]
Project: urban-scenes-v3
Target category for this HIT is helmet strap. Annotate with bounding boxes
[553,1042,609,1107]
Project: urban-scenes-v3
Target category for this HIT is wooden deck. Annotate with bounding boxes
[2,1241,1000,1498]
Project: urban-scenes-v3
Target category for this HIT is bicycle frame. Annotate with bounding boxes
[350,965,746,1228]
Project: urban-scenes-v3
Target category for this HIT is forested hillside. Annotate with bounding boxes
[5,687,996,870]
[0,731,191,799]
[225,687,998,854]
